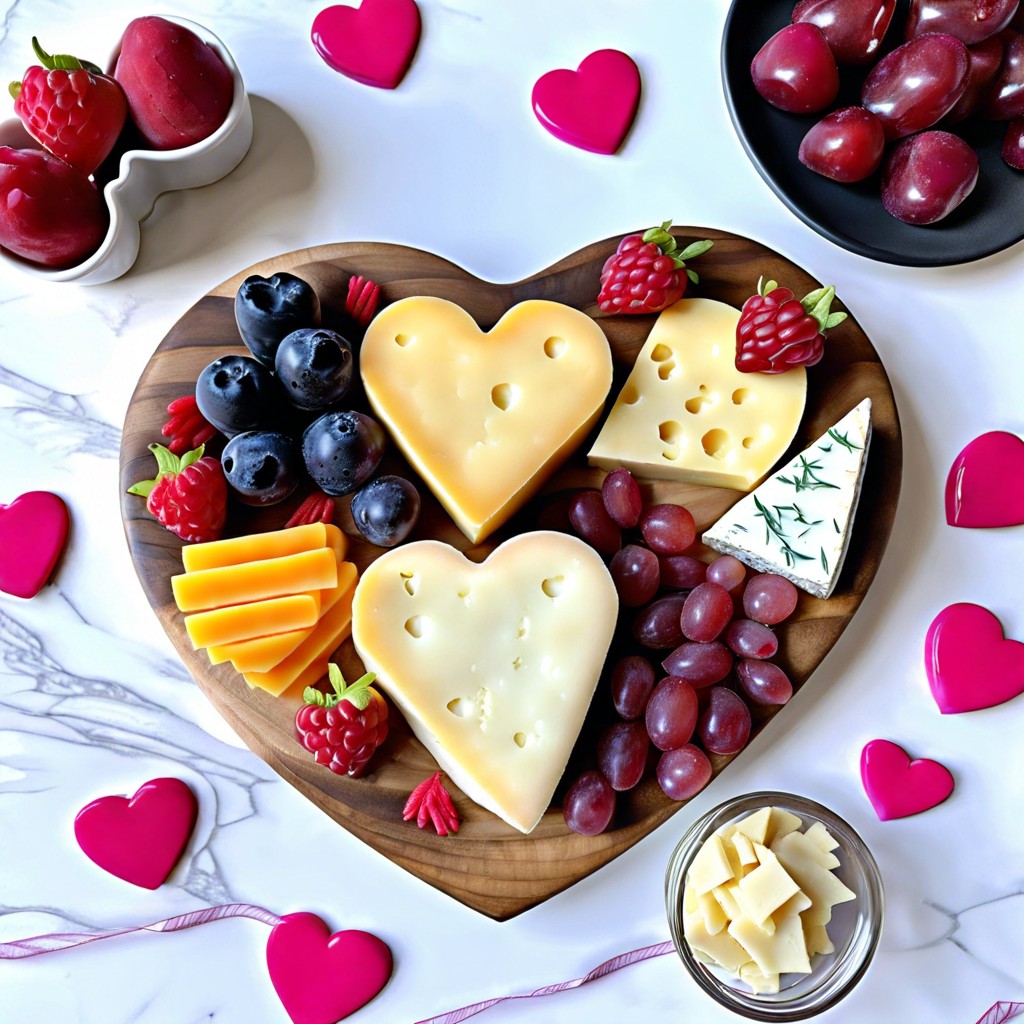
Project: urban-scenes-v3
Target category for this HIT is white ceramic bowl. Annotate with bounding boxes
[1,16,252,285]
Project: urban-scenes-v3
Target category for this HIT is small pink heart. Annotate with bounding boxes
[925,602,1024,714]
[266,912,392,1024]
[531,49,641,155]
[0,491,70,599]
[312,0,421,90]
[945,431,1024,528]
[74,778,198,890]
[860,739,954,821]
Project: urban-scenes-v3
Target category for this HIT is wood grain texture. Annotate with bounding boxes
[118,229,902,920]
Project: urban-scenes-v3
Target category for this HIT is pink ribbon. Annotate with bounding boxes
[0,903,282,960]
[0,909,1019,1024]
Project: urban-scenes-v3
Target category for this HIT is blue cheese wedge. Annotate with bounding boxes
[702,399,872,599]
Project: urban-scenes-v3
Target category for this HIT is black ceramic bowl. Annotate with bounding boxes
[722,0,1024,266]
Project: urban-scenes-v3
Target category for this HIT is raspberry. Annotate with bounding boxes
[127,444,227,544]
[295,665,389,778]
[597,222,713,315]
[735,278,847,375]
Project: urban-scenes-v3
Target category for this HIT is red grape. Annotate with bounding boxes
[947,36,1005,122]
[697,687,752,756]
[611,656,657,720]
[791,0,896,64]
[610,544,661,606]
[562,771,615,835]
[706,554,747,594]
[882,131,979,224]
[680,582,734,642]
[724,619,779,660]
[982,30,1024,119]
[657,744,713,801]
[862,34,970,139]
[799,107,886,182]
[743,574,798,625]
[568,490,621,554]
[751,23,840,114]
[639,504,696,555]
[662,641,733,687]
[601,467,642,528]
[659,554,707,591]
[1005,118,1024,168]
[645,676,698,751]
[736,660,794,706]
[597,721,650,791]
[905,0,1019,45]
[633,594,688,649]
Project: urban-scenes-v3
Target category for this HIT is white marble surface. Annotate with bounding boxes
[1,1,1022,1021]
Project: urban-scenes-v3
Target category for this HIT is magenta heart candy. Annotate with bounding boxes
[73,778,198,889]
[311,0,421,89]
[531,49,641,155]
[0,491,69,599]
[860,739,954,820]
[266,912,392,1024]
[925,602,1024,714]
[945,430,1024,527]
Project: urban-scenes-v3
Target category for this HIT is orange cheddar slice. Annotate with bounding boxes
[207,627,310,673]
[244,582,355,697]
[181,522,346,573]
[171,547,338,613]
[184,592,321,650]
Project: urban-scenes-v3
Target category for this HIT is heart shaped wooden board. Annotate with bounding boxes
[119,230,901,920]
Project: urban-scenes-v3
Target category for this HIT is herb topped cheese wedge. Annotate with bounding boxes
[703,399,872,599]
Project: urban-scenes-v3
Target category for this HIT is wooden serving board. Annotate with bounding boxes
[119,230,901,920]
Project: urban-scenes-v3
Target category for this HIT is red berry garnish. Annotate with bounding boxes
[345,274,381,328]
[11,37,127,176]
[735,277,847,375]
[597,222,713,315]
[162,395,218,457]
[295,664,389,778]
[127,443,227,544]
[403,771,461,836]
[285,492,336,528]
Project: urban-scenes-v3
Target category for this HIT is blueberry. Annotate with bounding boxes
[302,411,386,496]
[234,273,321,367]
[195,354,278,437]
[275,328,354,412]
[350,475,421,547]
[221,431,302,506]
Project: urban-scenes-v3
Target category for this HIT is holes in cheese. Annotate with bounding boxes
[541,576,564,598]
[361,296,613,544]
[589,298,807,491]
[171,546,339,612]
[683,807,856,996]
[404,615,430,638]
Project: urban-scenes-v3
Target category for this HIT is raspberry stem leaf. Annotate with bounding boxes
[31,37,101,75]
[304,663,377,711]
[801,285,847,334]
[127,443,206,497]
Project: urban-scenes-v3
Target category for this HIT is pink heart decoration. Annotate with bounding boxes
[266,912,392,1024]
[0,491,70,599]
[925,602,1024,714]
[860,739,954,821]
[531,49,641,155]
[945,430,1024,528]
[73,778,198,890]
[311,0,421,90]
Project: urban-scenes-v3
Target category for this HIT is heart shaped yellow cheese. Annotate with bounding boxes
[360,297,613,543]
[351,532,618,834]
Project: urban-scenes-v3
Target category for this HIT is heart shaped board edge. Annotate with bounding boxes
[119,231,902,920]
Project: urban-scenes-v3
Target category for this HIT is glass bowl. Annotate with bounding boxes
[665,791,883,1020]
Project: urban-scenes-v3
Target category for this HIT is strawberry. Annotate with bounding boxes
[735,277,847,375]
[597,222,713,315]
[10,37,127,177]
[295,665,389,777]
[127,444,227,544]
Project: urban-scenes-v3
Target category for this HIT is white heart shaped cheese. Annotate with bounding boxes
[360,297,613,543]
[351,532,618,833]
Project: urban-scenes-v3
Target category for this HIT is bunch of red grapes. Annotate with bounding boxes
[750,0,1024,224]
[561,468,799,837]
